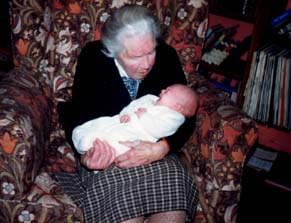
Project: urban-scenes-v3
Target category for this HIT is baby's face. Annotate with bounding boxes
[156,86,180,109]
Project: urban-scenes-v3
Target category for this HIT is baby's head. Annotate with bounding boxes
[156,84,199,118]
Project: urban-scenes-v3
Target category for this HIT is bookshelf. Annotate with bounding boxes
[238,0,289,106]
[201,0,291,153]
[241,2,291,153]
[200,0,288,104]
[258,125,291,153]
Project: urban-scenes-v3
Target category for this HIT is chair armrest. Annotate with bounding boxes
[0,68,51,199]
[184,74,258,222]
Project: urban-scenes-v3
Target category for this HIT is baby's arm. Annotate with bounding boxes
[119,107,147,123]
[119,100,140,123]
[119,95,155,122]
[135,107,147,118]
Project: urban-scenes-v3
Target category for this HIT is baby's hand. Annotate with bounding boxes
[120,114,130,123]
[135,108,147,118]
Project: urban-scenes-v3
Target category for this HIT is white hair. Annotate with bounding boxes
[101,5,161,58]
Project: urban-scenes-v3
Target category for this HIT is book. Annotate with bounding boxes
[261,53,276,122]
[242,43,291,127]
[220,35,252,69]
[271,8,291,27]
[203,24,239,54]
[287,59,291,129]
[279,56,287,127]
[246,147,277,172]
[283,57,291,128]
[243,50,259,114]
[248,47,268,118]
[271,9,291,41]
[205,24,224,39]
[272,48,290,126]
[240,0,257,18]
[257,44,281,122]
[203,24,226,53]
[208,74,239,102]
[202,25,240,66]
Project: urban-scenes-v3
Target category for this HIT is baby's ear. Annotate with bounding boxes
[174,103,184,113]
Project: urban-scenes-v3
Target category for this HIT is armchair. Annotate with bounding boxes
[0,0,257,223]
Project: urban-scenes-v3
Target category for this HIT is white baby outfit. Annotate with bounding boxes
[72,94,185,156]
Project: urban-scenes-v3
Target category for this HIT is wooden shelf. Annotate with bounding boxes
[199,61,245,80]
[209,9,256,24]
[258,124,291,153]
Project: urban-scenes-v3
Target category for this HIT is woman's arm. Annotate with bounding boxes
[114,139,170,168]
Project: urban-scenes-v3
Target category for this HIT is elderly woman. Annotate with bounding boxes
[56,4,198,223]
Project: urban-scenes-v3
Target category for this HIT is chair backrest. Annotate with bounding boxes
[9,0,208,102]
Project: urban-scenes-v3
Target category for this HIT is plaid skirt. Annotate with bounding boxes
[55,154,198,223]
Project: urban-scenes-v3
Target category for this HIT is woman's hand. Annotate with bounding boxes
[114,140,170,168]
[81,138,116,170]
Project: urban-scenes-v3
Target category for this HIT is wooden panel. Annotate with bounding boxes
[258,124,291,153]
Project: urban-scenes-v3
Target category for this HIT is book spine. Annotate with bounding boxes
[241,0,256,17]
[241,0,248,16]
[271,8,291,27]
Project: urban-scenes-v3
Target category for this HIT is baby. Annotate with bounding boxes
[72,84,198,157]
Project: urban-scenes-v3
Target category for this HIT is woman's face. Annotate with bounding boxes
[117,33,156,80]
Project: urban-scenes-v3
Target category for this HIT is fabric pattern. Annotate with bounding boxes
[185,74,258,223]
[0,1,258,223]
[0,69,83,222]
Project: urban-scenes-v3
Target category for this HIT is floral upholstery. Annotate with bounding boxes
[185,74,257,223]
[0,0,257,223]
